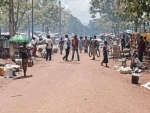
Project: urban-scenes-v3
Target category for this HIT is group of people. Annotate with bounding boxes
[121,34,148,63]
[19,34,110,77]
[59,35,109,67]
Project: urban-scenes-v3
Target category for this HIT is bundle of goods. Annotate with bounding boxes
[3,64,20,78]
[119,66,132,74]
[53,45,59,53]
[37,45,46,52]
[41,49,46,58]
[3,64,14,78]
[15,59,22,68]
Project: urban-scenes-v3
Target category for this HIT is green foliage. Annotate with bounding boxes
[0,0,90,35]
[90,0,150,33]
[0,0,8,7]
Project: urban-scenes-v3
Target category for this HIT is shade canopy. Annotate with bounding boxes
[9,34,29,43]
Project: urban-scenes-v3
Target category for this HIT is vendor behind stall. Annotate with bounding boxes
[131,52,144,69]
[19,42,30,77]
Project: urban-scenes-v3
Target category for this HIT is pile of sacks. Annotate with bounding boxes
[53,45,59,53]
[114,65,132,74]
[37,44,59,54]
[0,64,20,78]
[0,59,20,78]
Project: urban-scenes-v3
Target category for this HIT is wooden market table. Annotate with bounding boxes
[121,49,131,58]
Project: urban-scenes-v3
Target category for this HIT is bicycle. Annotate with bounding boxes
[89,47,100,57]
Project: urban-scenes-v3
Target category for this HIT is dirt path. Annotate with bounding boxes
[0,52,150,113]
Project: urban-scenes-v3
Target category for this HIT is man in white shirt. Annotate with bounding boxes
[46,35,53,60]
[31,37,36,46]
[63,35,71,61]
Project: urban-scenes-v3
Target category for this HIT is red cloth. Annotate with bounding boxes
[32,46,37,55]
[137,40,145,52]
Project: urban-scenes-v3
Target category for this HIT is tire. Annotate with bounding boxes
[96,49,100,57]
[89,49,92,57]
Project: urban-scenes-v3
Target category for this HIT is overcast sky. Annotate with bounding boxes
[61,0,92,25]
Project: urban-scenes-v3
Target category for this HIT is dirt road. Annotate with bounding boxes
[0,52,150,113]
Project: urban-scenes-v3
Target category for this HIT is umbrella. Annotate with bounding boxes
[9,34,29,43]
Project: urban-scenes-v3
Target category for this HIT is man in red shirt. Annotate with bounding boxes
[72,35,80,61]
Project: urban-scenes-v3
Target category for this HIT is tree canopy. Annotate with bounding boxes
[0,0,91,36]
[90,0,150,33]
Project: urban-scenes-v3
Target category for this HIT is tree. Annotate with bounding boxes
[90,0,122,34]
[115,0,150,32]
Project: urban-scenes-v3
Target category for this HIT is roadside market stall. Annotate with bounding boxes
[0,35,10,59]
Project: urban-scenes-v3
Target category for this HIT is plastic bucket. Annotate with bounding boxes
[131,75,139,84]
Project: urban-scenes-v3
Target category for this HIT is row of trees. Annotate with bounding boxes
[0,0,92,36]
[89,0,150,34]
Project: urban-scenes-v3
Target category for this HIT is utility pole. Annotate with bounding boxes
[9,0,15,59]
[59,0,61,38]
[27,14,30,40]
[32,0,33,40]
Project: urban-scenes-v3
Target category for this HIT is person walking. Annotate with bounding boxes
[19,42,30,77]
[84,36,89,53]
[79,36,83,53]
[63,35,71,61]
[72,35,80,61]
[109,39,113,56]
[101,41,109,67]
[90,36,98,60]
[137,36,145,62]
[59,38,64,54]
[32,44,37,58]
[46,35,53,61]
[121,35,125,51]
[31,37,36,46]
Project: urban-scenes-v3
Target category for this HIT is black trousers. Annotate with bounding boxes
[46,49,52,60]
[63,48,70,61]
[72,49,80,61]
[121,45,125,51]
[84,46,88,53]
[138,52,143,62]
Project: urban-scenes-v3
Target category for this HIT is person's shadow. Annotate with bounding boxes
[13,75,33,80]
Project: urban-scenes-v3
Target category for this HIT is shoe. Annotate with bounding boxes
[101,63,103,66]
[93,58,95,60]
[62,57,65,60]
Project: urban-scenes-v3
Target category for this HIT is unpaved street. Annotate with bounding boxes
[0,53,150,113]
